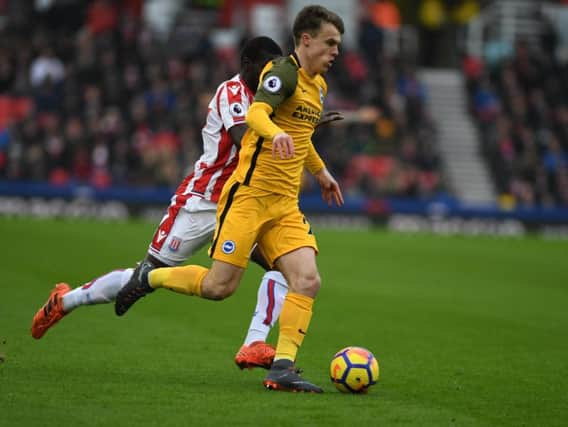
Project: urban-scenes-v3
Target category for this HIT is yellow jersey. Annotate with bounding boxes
[233,53,327,197]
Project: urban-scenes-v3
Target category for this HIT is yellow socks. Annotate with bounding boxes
[148,265,209,296]
[274,292,314,362]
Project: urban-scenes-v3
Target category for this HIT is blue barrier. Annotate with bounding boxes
[1,180,568,224]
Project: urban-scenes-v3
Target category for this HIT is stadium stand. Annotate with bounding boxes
[0,1,444,200]
[464,12,568,207]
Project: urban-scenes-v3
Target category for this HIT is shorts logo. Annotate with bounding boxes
[169,236,181,252]
[263,76,282,93]
[230,102,244,117]
[222,240,236,254]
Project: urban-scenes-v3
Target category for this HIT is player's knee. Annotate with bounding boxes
[307,273,321,295]
[207,285,234,300]
[296,272,321,298]
[203,261,243,300]
[206,278,239,300]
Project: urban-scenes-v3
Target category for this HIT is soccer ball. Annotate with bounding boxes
[330,346,379,393]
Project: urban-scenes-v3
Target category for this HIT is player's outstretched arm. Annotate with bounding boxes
[304,142,342,205]
[315,111,344,129]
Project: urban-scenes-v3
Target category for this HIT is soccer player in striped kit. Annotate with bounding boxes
[31,36,340,371]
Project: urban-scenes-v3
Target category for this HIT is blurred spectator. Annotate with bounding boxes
[472,76,500,123]
[29,47,65,88]
[0,50,15,92]
[451,0,480,54]
[418,0,447,67]
[368,0,401,31]
[86,0,119,36]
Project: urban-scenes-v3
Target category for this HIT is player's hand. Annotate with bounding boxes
[272,133,295,159]
[315,168,344,207]
[316,111,344,128]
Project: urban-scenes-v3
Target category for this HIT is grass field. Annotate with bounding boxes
[1,217,567,426]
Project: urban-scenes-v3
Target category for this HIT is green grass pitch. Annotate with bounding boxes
[1,217,567,426]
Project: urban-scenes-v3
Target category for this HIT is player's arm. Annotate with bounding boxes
[315,79,343,128]
[246,102,285,143]
[219,80,251,149]
[228,124,247,149]
[246,58,298,159]
[305,142,325,175]
[305,143,343,207]
[316,111,344,129]
[313,167,344,207]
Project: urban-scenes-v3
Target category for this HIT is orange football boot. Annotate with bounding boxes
[31,283,72,339]
[234,341,276,370]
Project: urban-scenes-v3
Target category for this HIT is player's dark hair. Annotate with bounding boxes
[240,36,283,68]
[240,36,282,92]
[292,5,344,45]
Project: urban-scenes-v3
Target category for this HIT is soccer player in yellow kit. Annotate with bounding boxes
[115,5,344,393]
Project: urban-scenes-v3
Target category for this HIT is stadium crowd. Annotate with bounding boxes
[464,21,568,207]
[0,1,443,199]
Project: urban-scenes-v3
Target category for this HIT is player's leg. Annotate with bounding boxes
[258,203,323,392]
[272,247,320,359]
[233,245,287,369]
[246,246,290,343]
[32,198,216,338]
[244,270,288,344]
[30,268,137,339]
[115,257,245,317]
[57,250,171,313]
[115,234,246,313]
[113,197,220,314]
[61,268,137,311]
[115,181,259,314]
[151,258,245,299]
[234,270,287,369]
[263,247,322,392]
[60,195,203,314]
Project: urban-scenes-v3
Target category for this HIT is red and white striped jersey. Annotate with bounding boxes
[175,74,254,203]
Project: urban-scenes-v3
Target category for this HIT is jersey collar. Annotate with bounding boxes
[290,52,301,69]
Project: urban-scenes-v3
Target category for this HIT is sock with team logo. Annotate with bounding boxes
[62,268,135,312]
[273,292,314,362]
[243,270,288,345]
[148,265,208,296]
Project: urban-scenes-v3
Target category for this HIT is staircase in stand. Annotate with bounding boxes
[420,69,496,204]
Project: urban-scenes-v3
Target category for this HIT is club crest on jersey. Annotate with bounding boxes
[222,240,236,254]
[230,102,244,117]
[319,87,325,105]
[168,236,181,252]
[227,82,240,96]
[263,76,282,93]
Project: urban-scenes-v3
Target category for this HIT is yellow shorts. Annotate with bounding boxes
[209,179,318,268]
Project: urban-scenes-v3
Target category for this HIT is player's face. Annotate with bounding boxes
[304,22,341,75]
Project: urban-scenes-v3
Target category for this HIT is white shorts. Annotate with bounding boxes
[148,195,217,266]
